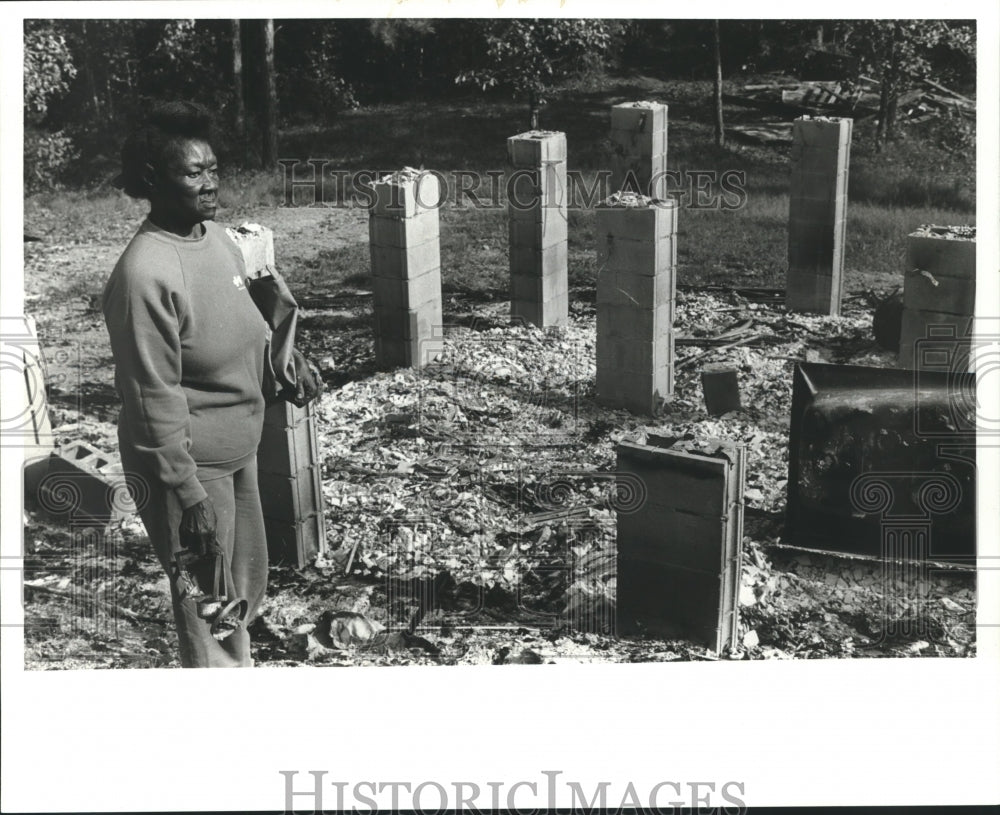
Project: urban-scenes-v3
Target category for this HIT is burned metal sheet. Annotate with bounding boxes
[787,362,976,562]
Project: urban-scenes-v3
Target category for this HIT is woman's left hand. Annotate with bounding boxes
[289,348,323,406]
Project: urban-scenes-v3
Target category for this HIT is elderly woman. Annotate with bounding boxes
[103,101,319,667]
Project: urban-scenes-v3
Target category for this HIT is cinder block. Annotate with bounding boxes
[610,127,668,158]
[510,271,566,304]
[508,207,568,248]
[226,223,275,278]
[595,199,678,241]
[597,234,676,276]
[371,267,442,312]
[507,130,567,167]
[263,512,326,568]
[597,340,674,376]
[899,307,974,370]
[906,233,976,280]
[511,291,569,328]
[375,300,443,342]
[375,334,444,369]
[610,102,668,135]
[610,153,669,197]
[595,368,673,414]
[596,301,674,341]
[370,238,441,280]
[903,269,975,315]
[508,165,568,213]
[370,169,442,217]
[369,209,440,249]
[596,268,675,308]
[509,240,568,279]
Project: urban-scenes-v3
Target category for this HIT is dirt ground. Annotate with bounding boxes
[20,200,976,668]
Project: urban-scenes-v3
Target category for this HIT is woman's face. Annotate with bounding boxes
[150,138,219,228]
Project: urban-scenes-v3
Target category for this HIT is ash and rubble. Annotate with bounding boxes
[23,287,976,666]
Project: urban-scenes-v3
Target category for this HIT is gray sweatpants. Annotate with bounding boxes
[121,446,269,667]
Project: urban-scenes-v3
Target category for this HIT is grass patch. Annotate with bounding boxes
[25,73,975,299]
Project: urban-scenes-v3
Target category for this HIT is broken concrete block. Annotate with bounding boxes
[38,441,136,526]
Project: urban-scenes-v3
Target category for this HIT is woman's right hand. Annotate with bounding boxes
[179,497,220,557]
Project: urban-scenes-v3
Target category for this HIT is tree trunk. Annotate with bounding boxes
[874,78,890,152]
[874,27,896,152]
[815,24,824,47]
[712,21,725,148]
[260,19,278,169]
[79,22,103,123]
[231,19,247,166]
[885,24,901,143]
[529,90,540,130]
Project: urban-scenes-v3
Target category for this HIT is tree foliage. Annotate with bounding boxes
[840,20,975,149]
[456,19,617,128]
[24,18,978,187]
[24,21,78,190]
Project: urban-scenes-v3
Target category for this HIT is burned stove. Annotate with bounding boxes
[787,362,976,563]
